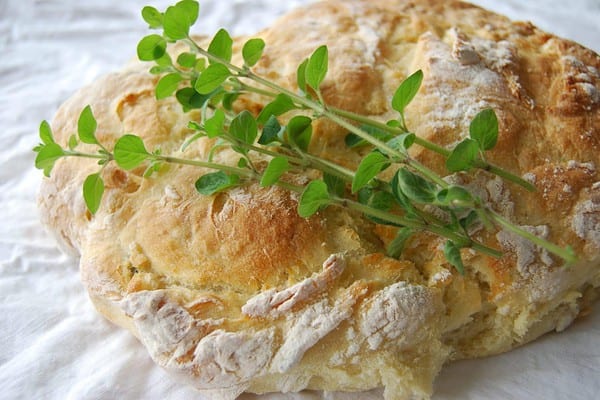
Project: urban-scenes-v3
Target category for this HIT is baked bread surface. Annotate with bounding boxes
[38,0,600,399]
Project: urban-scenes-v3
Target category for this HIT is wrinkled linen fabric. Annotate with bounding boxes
[0,1,598,399]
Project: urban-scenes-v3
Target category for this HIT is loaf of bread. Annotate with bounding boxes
[38,0,600,399]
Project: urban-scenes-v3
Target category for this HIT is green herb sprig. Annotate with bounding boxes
[34,0,577,271]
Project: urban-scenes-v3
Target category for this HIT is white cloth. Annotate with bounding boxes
[0,1,598,399]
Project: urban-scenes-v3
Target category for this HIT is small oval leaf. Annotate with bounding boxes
[204,109,226,138]
[351,151,390,193]
[242,38,265,67]
[260,156,289,187]
[163,4,191,40]
[155,73,183,100]
[207,28,233,63]
[395,168,437,204]
[230,110,258,146]
[296,58,308,93]
[391,70,423,114]
[114,134,149,170]
[194,63,230,94]
[469,108,498,151]
[177,52,197,68]
[305,45,328,91]
[137,34,167,61]
[444,241,465,275]
[257,94,296,124]
[195,171,239,195]
[286,115,312,152]
[141,6,163,28]
[258,115,284,145]
[83,173,104,215]
[77,105,98,145]
[446,138,479,173]
[35,143,64,177]
[298,180,330,218]
[39,120,55,145]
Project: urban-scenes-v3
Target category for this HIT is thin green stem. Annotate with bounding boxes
[329,106,535,191]
[158,155,254,177]
[340,199,502,258]
[64,150,111,161]
[321,109,449,188]
[490,211,577,264]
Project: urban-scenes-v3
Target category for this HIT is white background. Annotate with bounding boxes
[1,1,599,399]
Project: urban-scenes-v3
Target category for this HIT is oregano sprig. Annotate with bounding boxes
[34,0,578,270]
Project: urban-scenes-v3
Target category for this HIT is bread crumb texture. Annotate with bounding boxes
[38,0,599,398]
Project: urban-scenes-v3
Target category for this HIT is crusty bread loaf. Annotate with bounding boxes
[38,0,600,399]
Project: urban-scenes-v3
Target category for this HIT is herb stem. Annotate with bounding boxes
[490,211,577,264]
[341,198,502,258]
[328,106,535,191]
[64,150,111,161]
[158,155,254,178]
[188,38,449,188]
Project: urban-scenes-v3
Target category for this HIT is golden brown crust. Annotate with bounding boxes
[38,1,600,399]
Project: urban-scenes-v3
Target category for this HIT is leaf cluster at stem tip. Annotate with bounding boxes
[33,0,578,272]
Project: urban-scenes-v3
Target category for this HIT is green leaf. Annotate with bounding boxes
[113,134,150,170]
[351,151,390,193]
[386,133,416,153]
[296,58,308,93]
[155,52,173,67]
[222,92,240,110]
[155,73,183,100]
[177,52,197,68]
[175,0,199,26]
[391,70,423,114]
[358,188,394,212]
[194,63,230,94]
[357,188,399,226]
[344,125,394,149]
[141,6,163,28]
[390,173,418,217]
[298,180,330,217]
[143,160,163,177]
[436,185,475,208]
[237,158,248,168]
[230,110,258,146]
[39,120,54,145]
[163,4,191,40]
[204,109,225,138]
[242,38,265,67]
[258,115,284,145]
[460,210,479,231]
[469,108,498,151]
[68,134,78,150]
[286,115,312,152]
[176,87,212,110]
[195,171,239,195]
[35,143,64,177]
[207,28,233,63]
[387,227,414,258]
[77,105,98,145]
[137,34,167,61]
[444,241,465,275]
[305,45,328,91]
[149,65,172,75]
[257,94,296,124]
[394,168,437,204]
[323,173,345,198]
[446,138,479,172]
[260,156,289,187]
[83,173,104,215]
